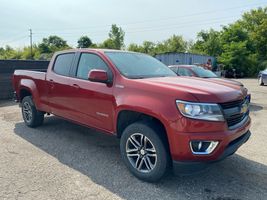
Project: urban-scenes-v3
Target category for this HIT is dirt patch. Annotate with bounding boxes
[1,112,22,122]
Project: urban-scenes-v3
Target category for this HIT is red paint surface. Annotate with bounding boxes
[13,49,251,162]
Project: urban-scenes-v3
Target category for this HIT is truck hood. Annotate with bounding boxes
[136,76,247,103]
[207,78,243,87]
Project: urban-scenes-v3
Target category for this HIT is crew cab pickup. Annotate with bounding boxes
[13,49,251,182]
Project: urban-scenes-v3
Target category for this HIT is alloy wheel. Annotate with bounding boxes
[126,133,157,173]
[22,102,32,123]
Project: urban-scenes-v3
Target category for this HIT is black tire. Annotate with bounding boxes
[259,76,264,86]
[21,96,44,127]
[120,121,169,182]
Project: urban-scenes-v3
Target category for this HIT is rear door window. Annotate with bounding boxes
[53,53,75,76]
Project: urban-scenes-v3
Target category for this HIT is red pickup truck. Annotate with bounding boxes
[13,49,251,182]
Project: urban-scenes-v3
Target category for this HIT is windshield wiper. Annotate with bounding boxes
[129,76,147,79]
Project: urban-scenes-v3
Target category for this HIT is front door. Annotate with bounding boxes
[67,52,115,133]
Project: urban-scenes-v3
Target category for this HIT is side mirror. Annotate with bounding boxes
[88,69,110,84]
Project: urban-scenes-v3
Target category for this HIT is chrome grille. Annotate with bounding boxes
[219,97,249,129]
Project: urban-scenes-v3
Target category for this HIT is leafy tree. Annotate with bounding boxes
[142,41,156,54]
[98,38,117,49]
[219,41,251,76]
[218,23,252,76]
[38,35,69,54]
[77,36,92,48]
[108,24,125,49]
[97,24,125,49]
[241,7,267,61]
[154,35,187,54]
[21,45,41,60]
[190,29,222,56]
[128,43,143,52]
[128,41,155,55]
[128,35,187,55]
[0,45,22,59]
[190,7,267,76]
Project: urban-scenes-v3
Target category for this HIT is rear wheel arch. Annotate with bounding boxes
[19,88,32,102]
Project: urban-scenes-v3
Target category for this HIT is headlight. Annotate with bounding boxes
[176,100,224,121]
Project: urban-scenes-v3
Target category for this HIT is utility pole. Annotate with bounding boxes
[29,29,33,59]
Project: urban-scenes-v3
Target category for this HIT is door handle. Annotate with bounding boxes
[48,79,54,89]
[72,84,80,89]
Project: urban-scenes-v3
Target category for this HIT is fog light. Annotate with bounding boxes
[190,141,219,155]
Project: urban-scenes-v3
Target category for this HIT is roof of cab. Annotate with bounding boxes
[55,48,137,54]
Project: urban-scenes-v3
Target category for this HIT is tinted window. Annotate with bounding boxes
[191,66,217,78]
[170,67,178,74]
[53,53,74,76]
[77,53,109,80]
[105,52,176,79]
[178,68,193,76]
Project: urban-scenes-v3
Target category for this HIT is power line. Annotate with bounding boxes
[33,1,267,32]
[0,35,28,47]
[33,15,239,36]
[32,15,240,41]
[2,1,267,46]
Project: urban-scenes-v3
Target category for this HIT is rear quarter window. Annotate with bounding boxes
[53,53,75,76]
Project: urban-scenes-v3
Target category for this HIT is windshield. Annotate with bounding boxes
[105,52,176,79]
[191,66,218,78]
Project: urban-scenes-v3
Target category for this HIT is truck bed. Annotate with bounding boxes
[12,69,48,105]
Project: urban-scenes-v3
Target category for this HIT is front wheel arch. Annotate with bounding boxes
[116,110,171,154]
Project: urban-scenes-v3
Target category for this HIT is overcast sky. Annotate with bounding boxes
[0,0,267,48]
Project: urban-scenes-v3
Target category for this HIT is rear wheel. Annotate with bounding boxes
[259,76,264,86]
[120,121,169,182]
[21,96,44,127]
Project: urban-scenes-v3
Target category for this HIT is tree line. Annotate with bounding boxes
[1,7,266,76]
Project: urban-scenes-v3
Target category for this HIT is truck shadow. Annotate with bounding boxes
[250,103,264,112]
[14,116,267,200]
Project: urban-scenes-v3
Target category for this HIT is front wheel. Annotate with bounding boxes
[120,121,169,182]
[21,96,44,127]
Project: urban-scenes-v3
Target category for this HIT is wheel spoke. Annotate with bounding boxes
[130,135,141,147]
[137,157,144,170]
[140,134,144,147]
[143,156,152,170]
[146,156,154,169]
[127,153,139,157]
[143,136,147,149]
[135,155,141,168]
[146,148,156,153]
[147,153,157,157]
[126,148,138,153]
[128,137,139,149]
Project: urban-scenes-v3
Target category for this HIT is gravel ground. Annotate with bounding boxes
[0,78,267,200]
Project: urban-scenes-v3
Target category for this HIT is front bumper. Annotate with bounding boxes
[172,130,251,174]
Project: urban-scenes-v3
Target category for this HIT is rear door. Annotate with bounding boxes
[67,52,115,133]
[46,52,76,119]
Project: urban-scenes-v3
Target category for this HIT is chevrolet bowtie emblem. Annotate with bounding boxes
[241,103,249,114]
